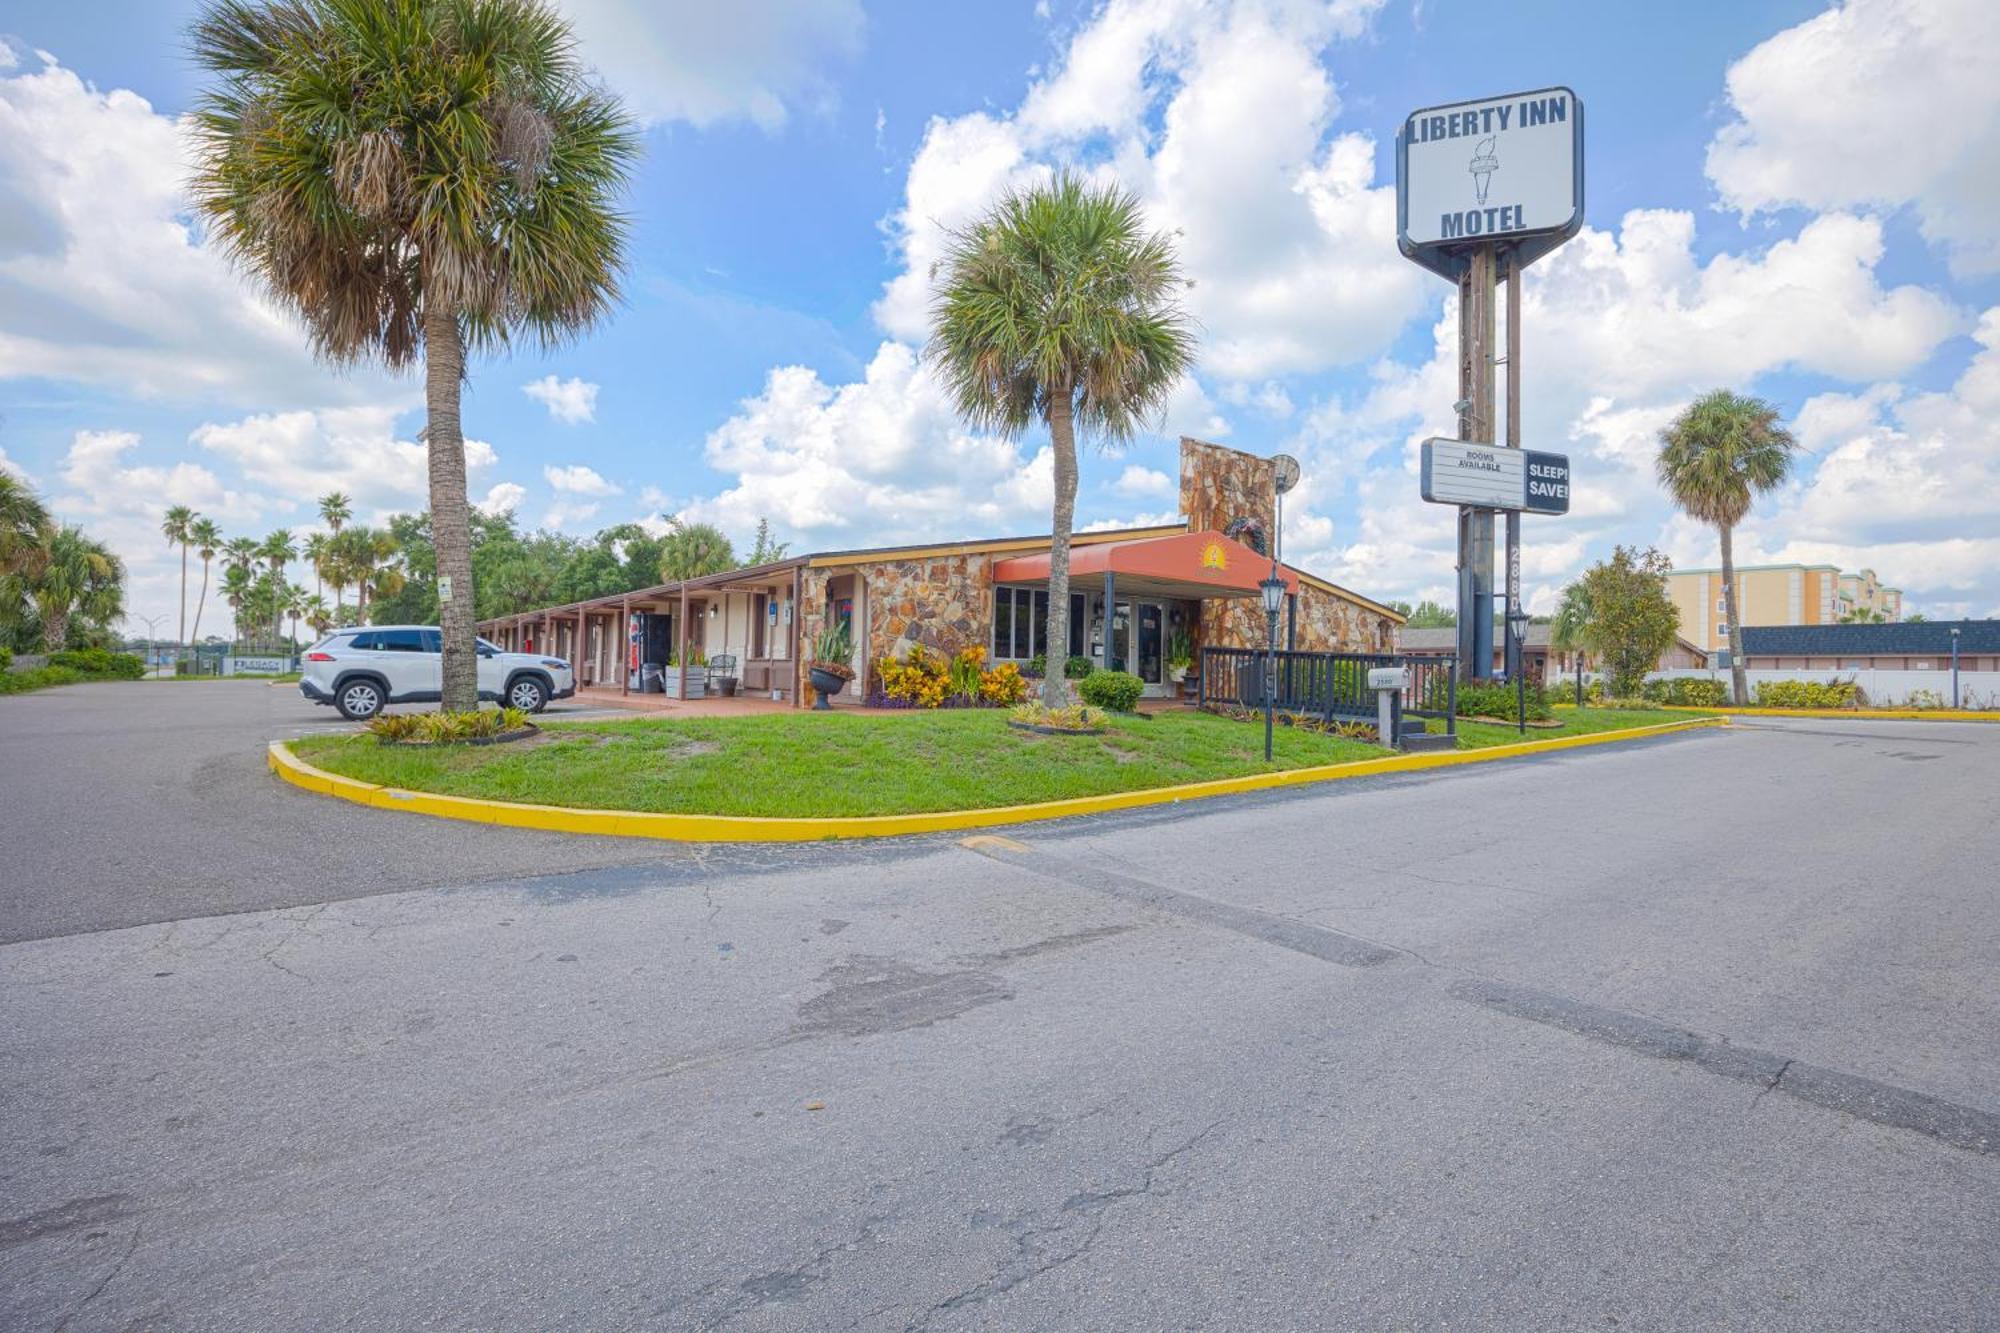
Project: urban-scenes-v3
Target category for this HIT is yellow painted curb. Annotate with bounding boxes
[268,715,1724,844]
[1656,704,2000,722]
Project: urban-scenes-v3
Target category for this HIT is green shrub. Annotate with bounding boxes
[367,707,532,743]
[49,647,145,679]
[1453,680,1552,722]
[1902,688,1947,710]
[1077,669,1145,712]
[1008,701,1105,732]
[1753,679,1859,709]
[1639,677,1726,707]
[1026,653,1097,680]
[0,665,88,694]
[0,646,11,672]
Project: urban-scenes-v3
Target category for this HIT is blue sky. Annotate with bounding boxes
[2,0,1996,637]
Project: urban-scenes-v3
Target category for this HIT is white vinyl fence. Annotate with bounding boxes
[1645,667,2000,709]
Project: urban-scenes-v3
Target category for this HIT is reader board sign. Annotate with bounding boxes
[1397,87,1583,277]
[1420,439,1570,515]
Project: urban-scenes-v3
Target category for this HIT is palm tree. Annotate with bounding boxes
[188,518,223,646]
[26,525,124,652]
[1550,579,1594,706]
[161,504,196,655]
[1657,390,1797,706]
[191,0,639,711]
[221,563,254,635]
[318,491,352,537]
[302,531,329,611]
[222,536,262,639]
[283,582,307,650]
[0,473,51,578]
[303,593,331,638]
[927,172,1196,705]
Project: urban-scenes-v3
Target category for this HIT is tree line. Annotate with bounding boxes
[153,486,784,650]
[1,473,126,655]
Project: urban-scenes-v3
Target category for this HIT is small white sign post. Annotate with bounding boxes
[1368,666,1407,751]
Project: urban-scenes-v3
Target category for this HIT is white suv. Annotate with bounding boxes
[300,625,576,720]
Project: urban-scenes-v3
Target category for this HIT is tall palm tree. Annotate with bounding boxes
[191,0,639,711]
[318,491,352,537]
[283,582,307,650]
[1657,390,1797,706]
[302,531,329,611]
[0,474,51,578]
[262,529,296,583]
[222,536,262,639]
[26,525,125,652]
[221,563,254,631]
[188,517,223,646]
[161,504,196,654]
[927,172,1196,705]
[303,593,331,638]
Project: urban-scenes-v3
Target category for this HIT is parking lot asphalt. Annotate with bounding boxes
[0,680,679,944]
[3,686,1997,1330]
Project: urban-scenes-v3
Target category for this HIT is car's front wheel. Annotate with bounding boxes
[507,675,550,713]
[336,679,385,721]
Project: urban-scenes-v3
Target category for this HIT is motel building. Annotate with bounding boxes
[478,440,1405,708]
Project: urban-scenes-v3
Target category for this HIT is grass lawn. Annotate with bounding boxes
[1444,705,1714,749]
[288,704,1703,818]
[291,709,1384,817]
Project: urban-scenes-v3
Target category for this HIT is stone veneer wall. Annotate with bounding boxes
[1180,435,1399,655]
[1180,435,1275,547]
[794,556,997,704]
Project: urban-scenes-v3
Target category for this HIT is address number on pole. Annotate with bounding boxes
[1368,667,1408,692]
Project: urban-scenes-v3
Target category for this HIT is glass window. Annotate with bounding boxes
[1069,594,1084,659]
[376,629,427,653]
[347,631,379,651]
[1033,590,1049,660]
[992,590,1012,658]
[421,630,441,653]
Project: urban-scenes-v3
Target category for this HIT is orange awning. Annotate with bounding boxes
[991,530,1298,599]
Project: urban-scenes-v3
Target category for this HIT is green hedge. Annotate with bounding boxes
[1753,679,1859,709]
[1640,677,1727,707]
[0,665,88,695]
[0,646,11,672]
[1454,680,1553,722]
[1026,653,1096,680]
[1077,669,1145,712]
[50,648,146,679]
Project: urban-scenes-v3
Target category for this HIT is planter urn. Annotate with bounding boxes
[809,665,850,711]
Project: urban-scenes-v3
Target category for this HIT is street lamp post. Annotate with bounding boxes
[1950,626,1961,710]
[1260,576,1285,762]
[1507,607,1530,734]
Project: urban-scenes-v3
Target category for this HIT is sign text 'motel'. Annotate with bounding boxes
[1420,439,1569,515]
[1396,86,1583,279]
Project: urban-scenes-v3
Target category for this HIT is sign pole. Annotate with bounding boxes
[1504,248,1523,685]
[1456,243,1499,683]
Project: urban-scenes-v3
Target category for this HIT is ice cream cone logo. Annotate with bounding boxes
[1469,136,1498,205]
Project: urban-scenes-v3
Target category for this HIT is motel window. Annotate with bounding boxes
[994,586,1088,661]
[992,586,1049,660]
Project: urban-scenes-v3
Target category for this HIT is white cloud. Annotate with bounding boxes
[543,499,603,531]
[193,408,498,516]
[476,481,528,516]
[1286,206,1965,611]
[522,375,600,424]
[1112,465,1172,498]
[871,0,1426,381]
[0,52,401,404]
[555,0,863,131]
[681,341,1055,548]
[0,445,30,481]
[543,463,621,496]
[1706,0,2000,275]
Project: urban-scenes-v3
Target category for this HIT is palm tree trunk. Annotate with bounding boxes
[191,557,211,646]
[1720,520,1748,706]
[43,608,68,655]
[1042,393,1079,708]
[424,301,478,713]
[177,542,187,657]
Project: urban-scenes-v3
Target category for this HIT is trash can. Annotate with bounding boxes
[641,662,665,694]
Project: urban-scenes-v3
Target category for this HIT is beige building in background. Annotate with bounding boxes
[1668,562,1903,655]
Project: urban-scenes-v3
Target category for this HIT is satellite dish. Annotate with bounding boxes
[1271,453,1301,495]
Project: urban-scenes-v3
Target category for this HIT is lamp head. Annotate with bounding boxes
[1259,577,1286,615]
[1271,454,1301,495]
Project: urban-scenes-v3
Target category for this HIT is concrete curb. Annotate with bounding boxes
[1654,704,1999,722]
[268,715,1726,843]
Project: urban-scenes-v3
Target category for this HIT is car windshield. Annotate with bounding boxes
[477,638,501,653]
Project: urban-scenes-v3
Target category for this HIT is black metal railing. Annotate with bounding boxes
[1199,647,1457,740]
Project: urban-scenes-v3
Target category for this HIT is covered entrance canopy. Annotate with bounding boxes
[991,529,1298,599]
